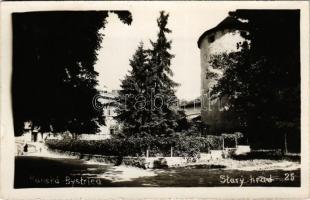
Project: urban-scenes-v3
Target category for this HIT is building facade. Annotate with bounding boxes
[79,87,120,140]
[180,99,201,120]
[197,16,248,134]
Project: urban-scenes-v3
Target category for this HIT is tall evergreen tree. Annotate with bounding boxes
[116,11,179,138]
[147,11,179,137]
[116,43,150,137]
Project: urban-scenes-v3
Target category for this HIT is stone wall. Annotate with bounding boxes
[46,148,232,169]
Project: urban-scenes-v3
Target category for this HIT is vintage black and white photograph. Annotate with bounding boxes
[0,1,309,198]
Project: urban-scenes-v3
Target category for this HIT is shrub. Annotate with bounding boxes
[45,134,224,157]
[46,133,228,157]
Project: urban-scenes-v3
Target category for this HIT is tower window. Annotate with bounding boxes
[208,35,215,43]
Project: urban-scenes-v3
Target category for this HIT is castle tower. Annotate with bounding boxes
[197,16,248,134]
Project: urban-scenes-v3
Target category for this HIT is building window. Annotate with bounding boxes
[208,35,215,43]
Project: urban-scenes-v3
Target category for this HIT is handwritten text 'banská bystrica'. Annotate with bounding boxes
[29,176,103,186]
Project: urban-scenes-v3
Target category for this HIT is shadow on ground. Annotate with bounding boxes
[14,156,300,188]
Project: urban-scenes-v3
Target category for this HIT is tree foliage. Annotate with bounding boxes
[148,11,179,136]
[208,10,300,151]
[116,11,180,138]
[13,11,132,136]
[116,43,151,137]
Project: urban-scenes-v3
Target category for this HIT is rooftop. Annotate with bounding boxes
[197,16,247,48]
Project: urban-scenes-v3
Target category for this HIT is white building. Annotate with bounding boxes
[180,99,201,120]
[79,87,120,140]
[15,121,40,142]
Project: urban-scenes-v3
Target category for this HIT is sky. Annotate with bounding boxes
[94,7,231,100]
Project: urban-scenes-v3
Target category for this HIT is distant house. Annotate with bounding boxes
[15,121,45,143]
[197,16,248,134]
[100,88,119,137]
[79,87,120,140]
[180,99,201,120]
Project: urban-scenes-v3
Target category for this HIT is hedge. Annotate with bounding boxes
[46,134,223,157]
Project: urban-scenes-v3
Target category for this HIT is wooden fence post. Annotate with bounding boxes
[146,145,150,158]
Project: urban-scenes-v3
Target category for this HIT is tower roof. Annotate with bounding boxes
[197,16,247,48]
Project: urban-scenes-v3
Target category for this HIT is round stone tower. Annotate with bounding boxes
[197,16,248,134]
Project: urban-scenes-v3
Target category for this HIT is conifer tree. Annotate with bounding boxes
[116,11,179,139]
[147,11,179,137]
[116,43,150,137]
